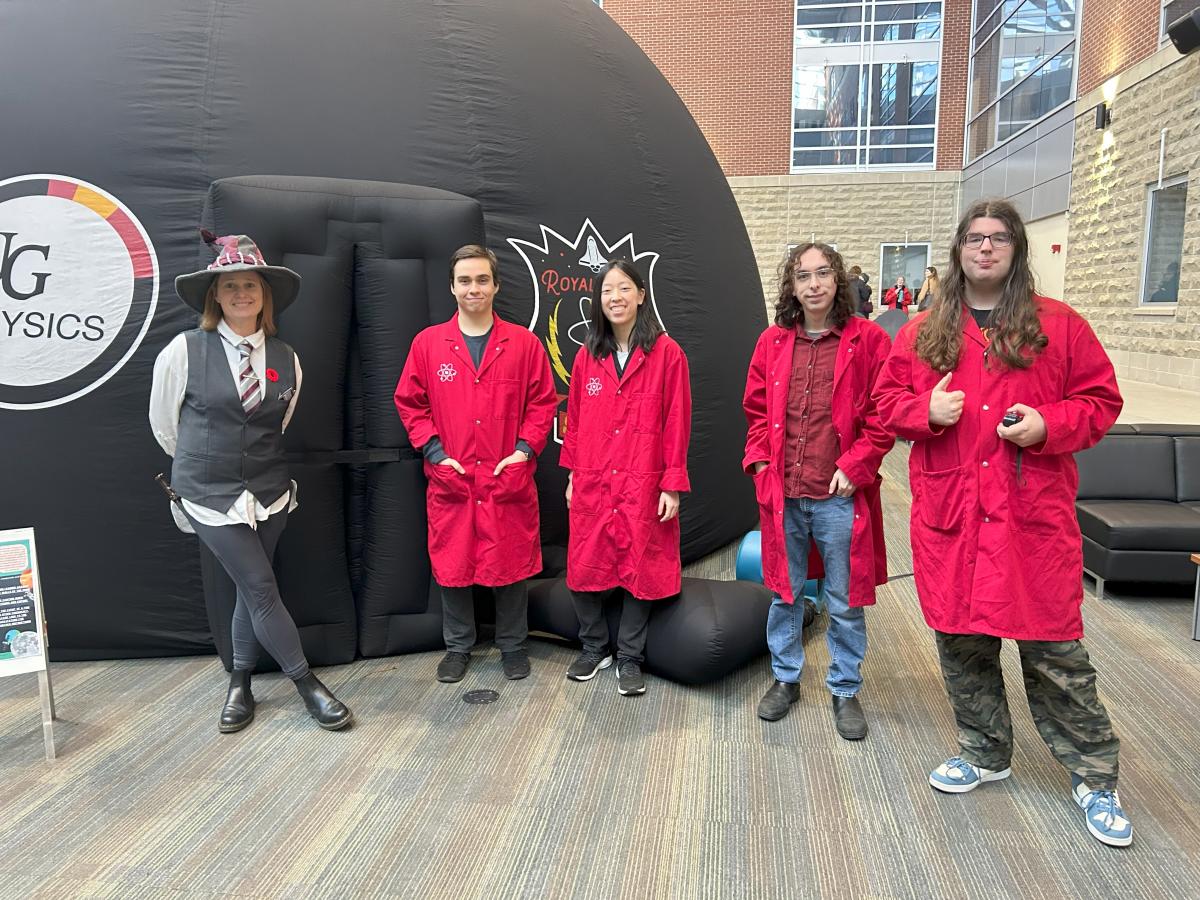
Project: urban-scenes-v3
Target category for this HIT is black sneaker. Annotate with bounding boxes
[436,651,470,683]
[617,658,646,696]
[567,650,613,681]
[501,649,531,680]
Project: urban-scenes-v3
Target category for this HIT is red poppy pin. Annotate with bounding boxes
[265,368,279,382]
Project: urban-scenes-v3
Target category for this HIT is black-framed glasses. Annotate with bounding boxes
[964,232,1013,249]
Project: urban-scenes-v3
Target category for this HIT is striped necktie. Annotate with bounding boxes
[237,340,261,415]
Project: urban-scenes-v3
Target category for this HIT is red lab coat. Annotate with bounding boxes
[872,297,1122,640]
[742,315,894,607]
[394,314,558,588]
[560,336,691,600]
[884,286,913,312]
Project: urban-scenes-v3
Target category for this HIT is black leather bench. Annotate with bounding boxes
[1075,425,1200,598]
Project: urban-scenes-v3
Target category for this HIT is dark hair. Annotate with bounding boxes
[585,259,664,359]
[849,265,862,276]
[449,244,499,283]
[773,242,856,330]
[915,197,1046,372]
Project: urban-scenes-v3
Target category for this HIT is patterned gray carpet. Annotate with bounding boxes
[2,445,1198,899]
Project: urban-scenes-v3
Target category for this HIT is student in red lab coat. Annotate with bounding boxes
[395,245,557,685]
[560,259,692,697]
[873,198,1131,847]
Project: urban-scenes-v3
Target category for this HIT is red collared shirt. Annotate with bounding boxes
[783,325,841,499]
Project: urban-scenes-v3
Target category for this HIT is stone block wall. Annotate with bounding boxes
[728,172,962,313]
[1067,47,1200,391]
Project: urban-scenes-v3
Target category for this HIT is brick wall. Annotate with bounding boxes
[603,0,793,176]
[936,0,972,171]
[1077,0,1162,96]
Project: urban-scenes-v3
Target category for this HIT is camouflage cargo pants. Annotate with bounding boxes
[934,632,1120,790]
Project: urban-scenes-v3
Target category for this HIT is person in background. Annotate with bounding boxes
[849,265,874,317]
[560,259,692,696]
[873,198,1131,848]
[150,232,353,733]
[394,245,558,685]
[917,266,940,312]
[742,242,893,738]
[883,275,913,313]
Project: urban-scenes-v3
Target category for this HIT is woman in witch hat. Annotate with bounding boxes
[149,231,353,733]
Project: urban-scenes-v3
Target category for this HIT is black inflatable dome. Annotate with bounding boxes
[0,0,765,663]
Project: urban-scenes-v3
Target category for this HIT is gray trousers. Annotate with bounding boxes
[441,582,528,653]
[187,509,309,680]
[935,631,1120,790]
[572,589,654,664]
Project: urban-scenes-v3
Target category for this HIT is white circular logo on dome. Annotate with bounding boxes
[0,174,158,410]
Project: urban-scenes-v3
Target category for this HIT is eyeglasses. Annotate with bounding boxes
[794,267,835,285]
[964,232,1013,249]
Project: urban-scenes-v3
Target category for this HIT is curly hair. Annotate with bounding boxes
[773,242,856,330]
[915,198,1047,372]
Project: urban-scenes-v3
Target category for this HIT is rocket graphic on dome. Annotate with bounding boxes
[508,219,663,443]
[578,237,607,272]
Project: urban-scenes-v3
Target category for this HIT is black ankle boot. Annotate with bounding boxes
[293,672,354,730]
[219,669,255,733]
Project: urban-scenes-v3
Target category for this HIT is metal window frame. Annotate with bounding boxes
[791,0,943,172]
[1139,173,1189,306]
[878,242,932,292]
[962,0,1081,164]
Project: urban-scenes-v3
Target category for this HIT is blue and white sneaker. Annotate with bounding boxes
[929,756,1012,794]
[1072,775,1133,847]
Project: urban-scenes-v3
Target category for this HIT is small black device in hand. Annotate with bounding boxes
[1001,410,1023,428]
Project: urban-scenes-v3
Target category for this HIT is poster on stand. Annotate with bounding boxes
[0,528,48,678]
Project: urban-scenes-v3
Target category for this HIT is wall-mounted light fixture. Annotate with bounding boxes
[1094,102,1111,130]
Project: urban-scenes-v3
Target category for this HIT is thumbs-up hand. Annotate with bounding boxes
[929,372,965,427]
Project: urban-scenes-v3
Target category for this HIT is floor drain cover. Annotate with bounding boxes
[462,689,499,705]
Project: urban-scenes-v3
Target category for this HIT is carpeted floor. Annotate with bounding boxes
[2,445,1198,899]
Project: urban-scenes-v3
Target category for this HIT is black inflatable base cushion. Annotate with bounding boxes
[528,577,771,685]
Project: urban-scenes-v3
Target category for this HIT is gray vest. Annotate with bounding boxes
[172,329,295,512]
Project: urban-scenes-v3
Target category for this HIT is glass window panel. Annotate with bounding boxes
[874,21,943,39]
[797,6,863,26]
[966,107,998,161]
[868,127,936,144]
[797,25,863,44]
[880,244,931,288]
[971,28,1000,114]
[1143,180,1188,302]
[868,146,935,164]
[793,65,862,128]
[869,62,938,127]
[873,2,942,22]
[975,0,1000,25]
[998,0,1076,95]
[793,129,861,148]
[793,148,860,167]
[998,45,1073,139]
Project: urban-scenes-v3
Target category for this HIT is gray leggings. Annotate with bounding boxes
[187,509,309,680]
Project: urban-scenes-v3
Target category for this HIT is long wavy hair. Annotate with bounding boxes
[915,198,1047,372]
[774,242,856,330]
[586,259,664,359]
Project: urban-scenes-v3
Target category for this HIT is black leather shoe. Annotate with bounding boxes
[832,694,867,740]
[218,669,254,733]
[757,680,801,721]
[294,672,354,731]
[502,649,531,680]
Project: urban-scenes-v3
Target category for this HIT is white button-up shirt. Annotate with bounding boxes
[149,320,302,530]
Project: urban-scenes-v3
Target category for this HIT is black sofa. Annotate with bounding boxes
[1075,424,1200,598]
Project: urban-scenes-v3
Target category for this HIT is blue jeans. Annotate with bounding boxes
[766,495,866,697]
